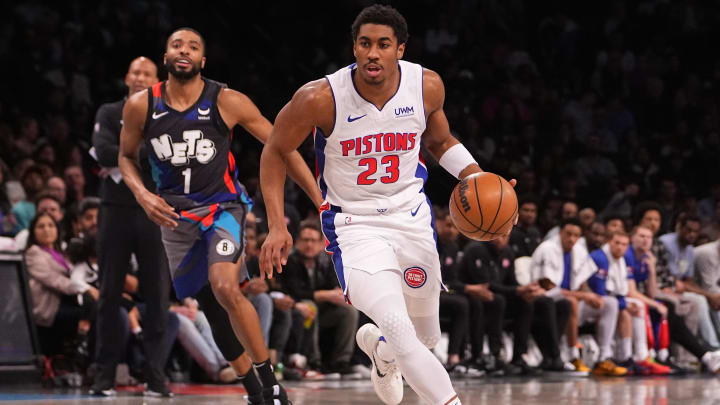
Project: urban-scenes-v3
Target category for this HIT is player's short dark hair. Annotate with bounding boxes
[166,27,206,51]
[560,217,582,230]
[351,4,409,44]
[634,201,663,225]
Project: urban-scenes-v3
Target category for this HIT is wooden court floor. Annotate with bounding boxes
[2,375,720,404]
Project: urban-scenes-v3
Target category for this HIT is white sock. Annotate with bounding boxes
[570,345,580,360]
[132,326,142,335]
[600,345,614,362]
[619,337,632,361]
[376,337,395,364]
[632,315,649,361]
[658,348,669,362]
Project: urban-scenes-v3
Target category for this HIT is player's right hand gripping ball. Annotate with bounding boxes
[449,172,518,241]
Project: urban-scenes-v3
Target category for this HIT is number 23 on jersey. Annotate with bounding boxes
[357,155,399,185]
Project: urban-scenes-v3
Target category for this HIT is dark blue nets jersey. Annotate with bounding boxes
[143,78,251,210]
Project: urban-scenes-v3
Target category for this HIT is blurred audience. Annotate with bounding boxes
[4,0,720,386]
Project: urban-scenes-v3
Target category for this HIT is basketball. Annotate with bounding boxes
[449,172,518,241]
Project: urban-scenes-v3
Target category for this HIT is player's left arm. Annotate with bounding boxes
[420,69,483,180]
[218,89,323,208]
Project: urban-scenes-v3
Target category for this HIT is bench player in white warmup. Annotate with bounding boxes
[259,5,514,405]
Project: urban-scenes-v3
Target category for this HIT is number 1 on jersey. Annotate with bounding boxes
[182,168,191,194]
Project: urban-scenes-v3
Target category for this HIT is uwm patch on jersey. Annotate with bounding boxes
[316,60,428,213]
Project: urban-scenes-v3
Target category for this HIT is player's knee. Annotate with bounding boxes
[211,281,244,310]
[377,311,419,356]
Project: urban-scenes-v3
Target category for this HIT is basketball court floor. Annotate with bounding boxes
[2,375,720,404]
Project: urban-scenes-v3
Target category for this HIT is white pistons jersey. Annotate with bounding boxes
[315,60,427,214]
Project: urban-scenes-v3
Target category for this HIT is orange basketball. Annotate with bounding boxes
[448,172,518,241]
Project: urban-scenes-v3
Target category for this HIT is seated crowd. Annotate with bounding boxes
[4,0,720,390]
[435,197,720,378]
[4,161,720,387]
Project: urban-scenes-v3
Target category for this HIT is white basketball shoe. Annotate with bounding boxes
[356,323,403,405]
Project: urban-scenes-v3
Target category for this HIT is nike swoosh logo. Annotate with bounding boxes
[371,352,387,378]
[152,111,169,119]
[347,114,366,122]
[410,202,423,216]
[198,107,210,115]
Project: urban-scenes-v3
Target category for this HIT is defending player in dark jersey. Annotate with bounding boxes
[119,28,321,404]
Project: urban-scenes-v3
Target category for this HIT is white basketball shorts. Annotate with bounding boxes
[319,195,444,301]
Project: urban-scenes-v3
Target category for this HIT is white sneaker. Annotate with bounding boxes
[356,323,403,405]
[702,350,720,373]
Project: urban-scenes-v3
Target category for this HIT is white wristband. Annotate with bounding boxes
[438,143,477,179]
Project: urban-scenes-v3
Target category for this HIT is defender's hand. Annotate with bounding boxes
[260,228,293,279]
[138,191,179,229]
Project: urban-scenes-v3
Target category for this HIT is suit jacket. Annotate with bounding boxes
[25,245,87,327]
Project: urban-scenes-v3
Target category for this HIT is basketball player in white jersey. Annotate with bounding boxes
[260,5,515,405]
